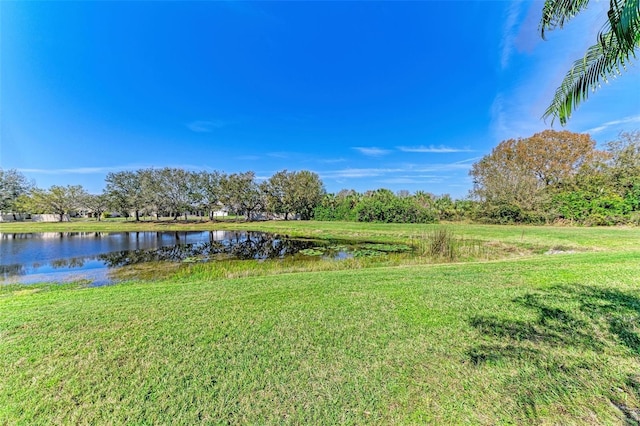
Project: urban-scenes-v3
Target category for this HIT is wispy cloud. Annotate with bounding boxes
[414,164,473,173]
[397,145,474,153]
[267,152,289,159]
[321,162,473,180]
[186,120,226,133]
[513,1,543,54]
[321,168,400,179]
[317,158,347,164]
[352,147,392,157]
[19,163,221,175]
[453,156,482,164]
[313,160,476,197]
[584,114,640,134]
[377,177,444,185]
[500,0,523,69]
[17,165,143,175]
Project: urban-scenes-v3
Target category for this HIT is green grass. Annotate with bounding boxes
[2,221,640,424]
[3,218,639,251]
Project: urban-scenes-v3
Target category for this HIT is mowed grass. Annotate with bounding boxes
[3,218,640,251]
[1,222,640,424]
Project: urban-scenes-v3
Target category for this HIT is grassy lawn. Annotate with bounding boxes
[1,221,640,424]
[2,217,640,250]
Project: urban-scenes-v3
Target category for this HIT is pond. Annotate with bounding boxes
[0,231,411,286]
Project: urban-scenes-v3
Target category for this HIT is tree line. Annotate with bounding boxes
[470,130,640,225]
[1,168,325,222]
[313,189,474,223]
[2,130,639,225]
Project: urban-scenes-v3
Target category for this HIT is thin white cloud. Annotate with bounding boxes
[352,147,392,157]
[186,120,226,132]
[267,152,289,158]
[377,178,444,185]
[453,157,482,165]
[584,114,640,134]
[321,168,399,179]
[17,163,224,175]
[398,145,474,153]
[414,164,473,172]
[402,162,475,172]
[17,165,143,175]
[500,0,523,69]
[317,158,347,164]
[321,162,473,180]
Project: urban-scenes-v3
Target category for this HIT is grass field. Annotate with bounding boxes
[1,220,640,424]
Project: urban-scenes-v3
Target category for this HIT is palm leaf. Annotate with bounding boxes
[606,0,640,51]
[543,31,638,125]
[540,0,591,38]
[541,0,640,124]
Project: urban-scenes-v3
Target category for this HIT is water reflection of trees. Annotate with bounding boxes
[50,257,88,268]
[0,232,109,240]
[99,233,320,267]
[1,257,91,279]
[1,264,26,278]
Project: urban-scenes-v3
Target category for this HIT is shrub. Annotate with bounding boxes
[477,203,524,224]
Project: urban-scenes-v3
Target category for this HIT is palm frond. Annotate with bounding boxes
[606,0,640,51]
[540,0,591,38]
[543,31,639,125]
[541,0,640,124]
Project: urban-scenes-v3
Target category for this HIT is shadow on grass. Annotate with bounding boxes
[467,284,640,422]
[469,284,640,360]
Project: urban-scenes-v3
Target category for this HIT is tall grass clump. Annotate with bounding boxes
[426,227,457,261]
[412,227,499,262]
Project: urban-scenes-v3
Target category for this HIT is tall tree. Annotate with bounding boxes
[261,170,291,219]
[105,171,144,221]
[520,130,602,186]
[137,168,161,219]
[606,130,640,183]
[470,130,602,212]
[471,143,547,212]
[220,172,263,221]
[196,171,223,220]
[604,130,640,209]
[29,185,88,222]
[540,0,640,124]
[0,168,33,215]
[261,170,325,220]
[151,168,196,220]
[289,170,325,220]
[84,193,110,221]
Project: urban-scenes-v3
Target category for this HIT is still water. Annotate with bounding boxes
[0,231,350,286]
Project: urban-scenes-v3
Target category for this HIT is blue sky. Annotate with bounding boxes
[2,1,639,198]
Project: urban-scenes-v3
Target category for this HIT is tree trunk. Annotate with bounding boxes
[135,210,140,221]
